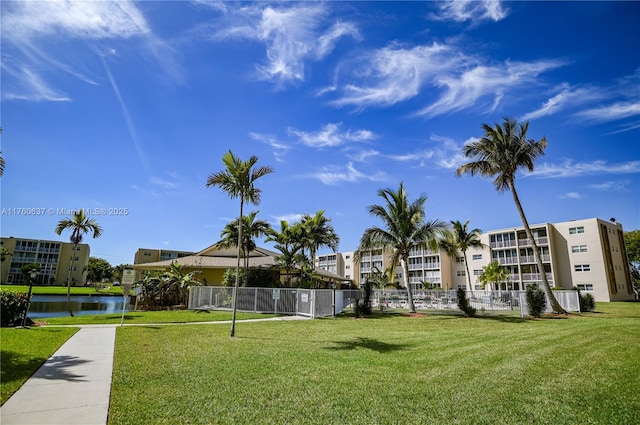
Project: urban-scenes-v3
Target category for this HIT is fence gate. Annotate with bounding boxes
[296,289,313,317]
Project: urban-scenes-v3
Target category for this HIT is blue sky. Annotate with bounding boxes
[1,1,639,266]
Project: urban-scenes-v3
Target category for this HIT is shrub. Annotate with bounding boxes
[579,292,596,312]
[526,287,547,318]
[354,282,373,317]
[1,290,29,327]
[456,288,476,317]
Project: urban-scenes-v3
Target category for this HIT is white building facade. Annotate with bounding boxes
[316,218,634,302]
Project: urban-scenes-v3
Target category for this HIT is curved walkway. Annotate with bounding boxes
[0,316,308,425]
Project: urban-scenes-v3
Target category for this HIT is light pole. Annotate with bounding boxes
[20,269,39,328]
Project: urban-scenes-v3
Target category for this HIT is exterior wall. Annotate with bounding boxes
[133,248,195,280]
[0,237,90,286]
[336,217,634,302]
[316,251,357,281]
[551,218,634,301]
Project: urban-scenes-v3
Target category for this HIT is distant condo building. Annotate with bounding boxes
[316,218,634,302]
[133,248,195,280]
[0,237,90,286]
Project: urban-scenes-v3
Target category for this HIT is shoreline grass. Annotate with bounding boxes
[1,284,123,296]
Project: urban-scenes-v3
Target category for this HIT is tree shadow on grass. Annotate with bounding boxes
[325,337,412,353]
[1,351,48,387]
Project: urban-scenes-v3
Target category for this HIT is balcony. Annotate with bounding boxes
[518,237,548,247]
[490,240,517,249]
[423,262,440,269]
[521,273,553,282]
[495,257,517,265]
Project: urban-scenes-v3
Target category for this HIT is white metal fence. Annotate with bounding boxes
[188,286,580,319]
[373,289,580,317]
[188,286,362,319]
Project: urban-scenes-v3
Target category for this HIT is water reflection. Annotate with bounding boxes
[29,295,131,318]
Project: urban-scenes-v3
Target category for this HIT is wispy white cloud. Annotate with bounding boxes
[1,63,71,102]
[310,162,387,185]
[432,0,508,23]
[288,123,376,148]
[533,160,640,178]
[560,192,581,199]
[523,70,640,124]
[272,213,304,224]
[207,4,359,86]
[520,84,601,121]
[150,177,179,190]
[575,101,640,122]
[348,149,381,162]
[329,42,464,108]
[2,0,181,102]
[327,40,563,116]
[417,60,565,117]
[587,181,629,191]
[250,132,290,162]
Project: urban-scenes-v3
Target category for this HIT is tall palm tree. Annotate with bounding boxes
[206,150,274,336]
[456,117,565,313]
[301,210,340,269]
[446,220,485,291]
[359,182,448,313]
[266,220,306,286]
[55,209,103,316]
[216,210,272,284]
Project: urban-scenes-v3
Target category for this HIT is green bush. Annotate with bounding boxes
[355,282,373,317]
[456,288,476,317]
[1,290,29,327]
[526,287,547,318]
[579,292,596,312]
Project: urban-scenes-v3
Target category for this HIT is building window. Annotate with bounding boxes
[345,275,350,279]
[457,270,466,276]
[473,269,482,276]
[345,255,350,259]
[574,264,591,272]
[346,265,350,270]
[577,284,594,291]
[472,254,482,260]
[569,226,585,235]
[571,245,587,253]
[456,257,464,263]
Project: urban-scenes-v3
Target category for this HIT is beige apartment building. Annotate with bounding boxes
[0,237,90,286]
[317,218,635,302]
[133,248,195,280]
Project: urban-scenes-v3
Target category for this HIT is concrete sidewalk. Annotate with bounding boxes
[1,326,116,425]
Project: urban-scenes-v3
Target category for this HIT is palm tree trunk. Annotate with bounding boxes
[509,182,566,314]
[402,257,416,313]
[66,243,77,317]
[230,200,243,337]
[463,251,473,292]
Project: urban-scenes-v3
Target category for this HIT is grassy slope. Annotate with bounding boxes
[109,303,640,425]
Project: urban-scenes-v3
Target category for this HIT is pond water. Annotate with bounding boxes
[28,295,132,318]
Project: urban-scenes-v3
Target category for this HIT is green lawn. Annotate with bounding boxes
[0,284,123,296]
[109,303,640,425]
[41,310,277,325]
[0,327,79,405]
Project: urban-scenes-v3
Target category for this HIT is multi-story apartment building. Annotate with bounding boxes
[315,251,357,280]
[319,218,635,302]
[133,248,195,280]
[0,237,90,286]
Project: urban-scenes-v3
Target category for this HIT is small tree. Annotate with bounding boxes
[457,288,476,317]
[478,260,508,290]
[526,286,547,318]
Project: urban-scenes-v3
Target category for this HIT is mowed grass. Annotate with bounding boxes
[42,310,277,326]
[109,303,640,425]
[0,327,78,405]
[0,284,123,296]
